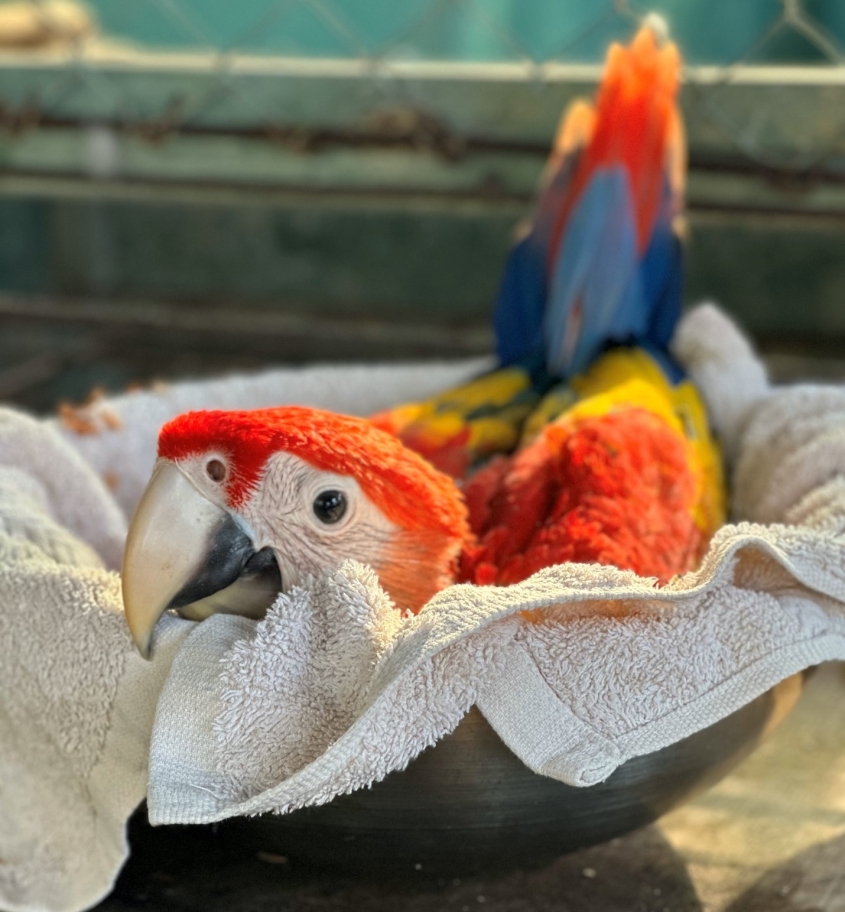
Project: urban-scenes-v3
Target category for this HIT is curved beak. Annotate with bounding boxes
[121,461,280,658]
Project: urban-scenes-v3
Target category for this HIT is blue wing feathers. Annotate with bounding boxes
[493,165,683,382]
[492,233,547,367]
[545,168,643,377]
[641,211,683,353]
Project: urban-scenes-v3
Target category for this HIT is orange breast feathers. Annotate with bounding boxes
[459,407,704,588]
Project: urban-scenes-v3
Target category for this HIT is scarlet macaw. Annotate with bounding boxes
[121,25,726,658]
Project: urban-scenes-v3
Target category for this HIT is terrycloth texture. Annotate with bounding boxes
[0,358,488,912]
[144,304,845,821]
[0,408,127,570]
[149,565,519,819]
[149,519,845,821]
[0,410,192,912]
[4,307,845,910]
[670,302,770,470]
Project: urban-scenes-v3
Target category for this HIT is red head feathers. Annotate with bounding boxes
[158,406,472,546]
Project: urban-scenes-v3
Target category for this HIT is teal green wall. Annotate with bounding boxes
[90,0,838,63]
[2,189,844,347]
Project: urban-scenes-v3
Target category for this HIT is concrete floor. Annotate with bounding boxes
[659,664,845,912]
[96,664,845,912]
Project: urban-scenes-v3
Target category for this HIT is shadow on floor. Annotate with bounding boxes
[725,832,845,912]
[96,810,702,912]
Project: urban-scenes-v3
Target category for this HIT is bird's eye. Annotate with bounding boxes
[313,490,347,525]
[206,458,227,482]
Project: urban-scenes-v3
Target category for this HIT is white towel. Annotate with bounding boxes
[0,357,490,912]
[2,308,845,911]
[0,410,192,912]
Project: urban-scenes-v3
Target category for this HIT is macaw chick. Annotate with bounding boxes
[121,25,726,658]
[122,361,720,658]
[122,406,470,657]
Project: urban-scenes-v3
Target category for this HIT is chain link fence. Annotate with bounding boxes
[2,0,845,175]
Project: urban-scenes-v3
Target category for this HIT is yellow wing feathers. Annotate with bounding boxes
[523,348,726,539]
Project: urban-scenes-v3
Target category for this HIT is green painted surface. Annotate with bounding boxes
[0,186,842,346]
[1,138,844,337]
[3,61,845,162]
[39,198,513,317]
[686,214,845,341]
[54,0,841,63]
[0,198,53,292]
[0,26,842,399]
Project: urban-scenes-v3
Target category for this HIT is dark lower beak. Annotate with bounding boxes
[122,461,281,658]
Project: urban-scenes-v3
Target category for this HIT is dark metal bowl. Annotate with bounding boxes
[221,674,804,877]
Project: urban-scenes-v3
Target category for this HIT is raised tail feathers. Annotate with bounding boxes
[494,24,686,379]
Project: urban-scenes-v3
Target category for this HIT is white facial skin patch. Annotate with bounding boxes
[239,451,400,594]
[170,448,460,616]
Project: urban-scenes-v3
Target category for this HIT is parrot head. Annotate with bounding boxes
[122,406,471,657]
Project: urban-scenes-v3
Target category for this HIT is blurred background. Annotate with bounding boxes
[1,0,845,412]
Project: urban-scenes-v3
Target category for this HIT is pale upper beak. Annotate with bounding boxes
[121,460,281,658]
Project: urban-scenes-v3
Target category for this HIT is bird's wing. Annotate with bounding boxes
[462,347,726,587]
